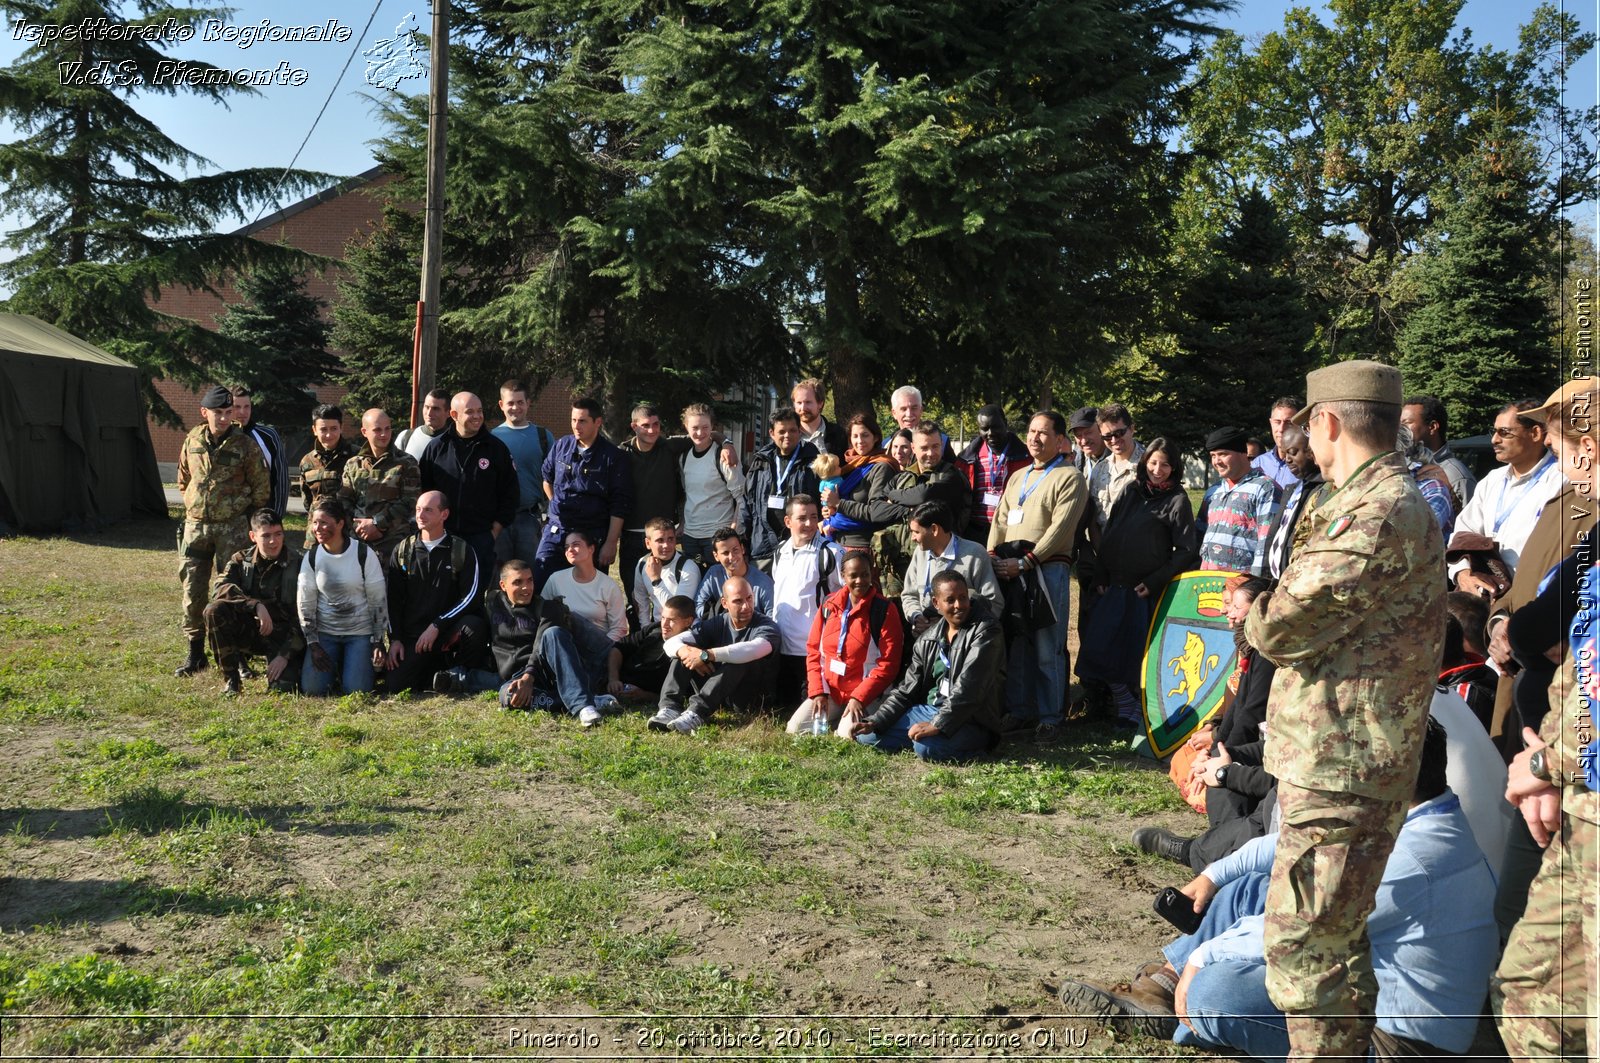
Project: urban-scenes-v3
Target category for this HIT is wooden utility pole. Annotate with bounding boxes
[413,0,449,423]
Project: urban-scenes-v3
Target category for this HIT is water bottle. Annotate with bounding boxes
[812,710,829,737]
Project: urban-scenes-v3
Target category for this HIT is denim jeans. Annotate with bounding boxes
[854,703,993,763]
[301,633,377,696]
[1162,873,1285,1057]
[449,621,611,715]
[1003,561,1072,725]
[497,509,544,567]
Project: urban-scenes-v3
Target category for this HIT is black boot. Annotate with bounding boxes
[221,670,243,697]
[174,637,208,677]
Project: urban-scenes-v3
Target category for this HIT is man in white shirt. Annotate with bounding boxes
[1089,402,1145,530]
[901,501,1002,636]
[769,494,843,704]
[397,388,451,460]
[632,517,701,626]
[1449,398,1562,598]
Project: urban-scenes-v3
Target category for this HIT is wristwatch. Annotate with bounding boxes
[699,649,714,665]
[1214,765,1229,788]
[1529,749,1552,782]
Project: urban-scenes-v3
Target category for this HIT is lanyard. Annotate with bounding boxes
[924,547,955,597]
[1493,454,1556,534]
[1016,456,1062,507]
[986,443,1004,486]
[835,598,853,659]
[775,448,800,488]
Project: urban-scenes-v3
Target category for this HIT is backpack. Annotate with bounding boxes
[813,546,838,607]
[819,594,892,654]
[306,539,370,571]
[393,533,471,580]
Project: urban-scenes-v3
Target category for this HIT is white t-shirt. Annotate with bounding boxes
[297,540,388,641]
[770,536,843,655]
[542,568,629,642]
[682,445,742,537]
[632,554,702,625]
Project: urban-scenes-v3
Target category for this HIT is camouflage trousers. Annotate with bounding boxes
[178,519,250,640]
[1263,781,1408,1059]
[203,597,301,689]
[1494,811,1597,1062]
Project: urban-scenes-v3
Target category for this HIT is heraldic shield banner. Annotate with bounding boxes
[1140,570,1240,758]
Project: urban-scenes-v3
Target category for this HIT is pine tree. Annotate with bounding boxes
[214,261,337,428]
[1397,114,1557,434]
[0,0,330,421]
[1162,189,1315,452]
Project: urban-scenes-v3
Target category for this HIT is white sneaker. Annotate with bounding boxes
[648,705,682,731]
[594,694,620,714]
[669,710,704,735]
[578,706,602,728]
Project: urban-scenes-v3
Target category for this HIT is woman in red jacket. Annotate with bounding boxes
[787,550,905,735]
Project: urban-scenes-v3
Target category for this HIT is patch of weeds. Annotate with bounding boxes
[101,783,193,834]
[321,723,366,743]
[920,762,1072,815]
[66,738,194,797]
[5,953,159,1009]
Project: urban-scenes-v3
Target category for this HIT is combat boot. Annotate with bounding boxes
[174,637,208,677]
[221,670,243,697]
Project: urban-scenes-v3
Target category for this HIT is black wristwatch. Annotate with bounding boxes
[1214,765,1230,788]
[1529,749,1552,782]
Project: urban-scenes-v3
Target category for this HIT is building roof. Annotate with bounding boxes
[0,313,135,367]
[232,164,389,237]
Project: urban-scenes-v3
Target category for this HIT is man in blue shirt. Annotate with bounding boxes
[538,397,634,589]
[1057,718,1499,1060]
[651,576,779,735]
[694,527,775,619]
[1250,396,1303,491]
[490,379,555,567]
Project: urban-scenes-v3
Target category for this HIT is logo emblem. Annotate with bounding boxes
[1141,571,1240,757]
[363,14,426,91]
[478,457,490,470]
[1327,514,1355,538]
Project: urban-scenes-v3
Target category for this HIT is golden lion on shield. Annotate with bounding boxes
[1165,631,1220,702]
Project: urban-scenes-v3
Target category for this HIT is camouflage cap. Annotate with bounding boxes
[200,385,234,410]
[1522,377,1598,425]
[1291,360,1403,425]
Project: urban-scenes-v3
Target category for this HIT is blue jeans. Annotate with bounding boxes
[496,509,544,567]
[678,534,714,569]
[855,704,993,763]
[1160,873,1287,1057]
[1004,561,1071,725]
[301,634,376,696]
[450,622,612,715]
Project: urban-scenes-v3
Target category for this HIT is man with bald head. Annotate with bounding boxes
[383,490,488,693]
[420,391,520,580]
[651,574,780,735]
[341,407,423,562]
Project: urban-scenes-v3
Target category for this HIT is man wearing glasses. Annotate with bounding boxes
[1089,403,1145,531]
[1447,398,1563,600]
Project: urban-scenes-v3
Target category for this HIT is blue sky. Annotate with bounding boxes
[0,0,1593,230]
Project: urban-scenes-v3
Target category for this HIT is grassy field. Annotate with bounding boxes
[0,514,1204,1059]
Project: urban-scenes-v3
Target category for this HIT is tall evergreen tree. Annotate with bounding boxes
[214,261,337,428]
[1162,189,1315,453]
[0,0,330,420]
[1397,114,1556,435]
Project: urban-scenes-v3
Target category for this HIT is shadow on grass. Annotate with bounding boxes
[0,873,277,931]
[1,789,438,839]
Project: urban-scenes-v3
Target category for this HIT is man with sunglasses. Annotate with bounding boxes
[1089,403,1145,531]
[1447,399,1563,599]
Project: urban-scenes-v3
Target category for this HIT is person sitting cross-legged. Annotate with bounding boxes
[607,595,697,702]
[384,490,487,694]
[651,576,780,735]
[848,570,1004,762]
[437,560,615,727]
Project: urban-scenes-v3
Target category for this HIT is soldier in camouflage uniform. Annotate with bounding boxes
[298,404,357,547]
[204,509,304,695]
[175,385,271,677]
[340,407,421,561]
[1494,379,1598,1062]
[1242,361,1446,1060]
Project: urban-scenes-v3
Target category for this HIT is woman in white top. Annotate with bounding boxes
[678,402,744,566]
[541,529,629,642]
[298,498,389,695]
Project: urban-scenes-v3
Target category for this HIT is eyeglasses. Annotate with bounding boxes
[1491,426,1524,439]
[1103,426,1130,441]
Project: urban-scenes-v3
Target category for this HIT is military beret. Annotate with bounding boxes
[1205,426,1250,453]
[1068,406,1100,431]
[1523,377,1598,425]
[200,385,234,410]
[1292,360,1403,425]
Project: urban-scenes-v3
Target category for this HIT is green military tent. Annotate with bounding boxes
[0,313,167,533]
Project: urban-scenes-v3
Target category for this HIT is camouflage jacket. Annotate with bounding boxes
[340,442,421,546]
[177,423,270,523]
[213,545,305,654]
[299,439,358,507]
[1245,452,1446,801]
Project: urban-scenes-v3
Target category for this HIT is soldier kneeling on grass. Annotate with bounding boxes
[204,509,304,696]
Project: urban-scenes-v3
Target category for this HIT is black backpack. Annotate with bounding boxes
[819,594,892,654]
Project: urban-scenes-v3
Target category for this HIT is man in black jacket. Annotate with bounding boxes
[741,409,820,567]
[205,509,303,695]
[420,392,520,580]
[384,491,487,693]
[1261,422,1327,583]
[848,570,1004,761]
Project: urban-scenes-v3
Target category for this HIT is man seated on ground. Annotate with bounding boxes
[385,491,487,694]
[770,494,844,704]
[848,571,1004,762]
[607,594,696,701]
[900,502,1002,638]
[631,517,701,627]
[1057,718,1498,1061]
[694,527,775,618]
[204,509,304,695]
[652,576,780,736]
[438,560,615,727]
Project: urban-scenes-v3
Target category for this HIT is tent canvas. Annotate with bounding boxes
[0,313,167,533]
